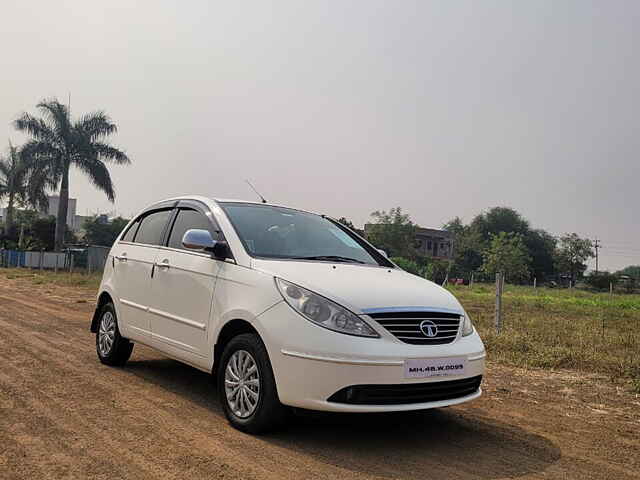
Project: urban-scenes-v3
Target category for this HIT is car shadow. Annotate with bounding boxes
[266,408,561,479]
[126,356,560,479]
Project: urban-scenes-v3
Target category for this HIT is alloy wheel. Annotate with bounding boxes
[225,349,260,418]
[98,311,116,356]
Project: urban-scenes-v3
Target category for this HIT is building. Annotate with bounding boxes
[40,195,92,232]
[363,224,453,259]
[413,227,453,259]
[41,196,78,230]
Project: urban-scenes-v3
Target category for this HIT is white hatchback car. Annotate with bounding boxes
[92,196,485,433]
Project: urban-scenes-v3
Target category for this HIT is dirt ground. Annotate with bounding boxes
[0,275,638,480]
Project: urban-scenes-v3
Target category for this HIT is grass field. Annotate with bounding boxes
[2,268,639,392]
[450,283,640,391]
[3,268,102,290]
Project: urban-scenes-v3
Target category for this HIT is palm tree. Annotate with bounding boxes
[15,98,130,250]
[0,142,27,237]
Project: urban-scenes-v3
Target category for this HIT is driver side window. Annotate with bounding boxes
[167,208,219,250]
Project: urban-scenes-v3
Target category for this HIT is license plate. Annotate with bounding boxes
[404,357,467,378]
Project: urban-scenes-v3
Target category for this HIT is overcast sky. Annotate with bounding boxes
[2,1,638,270]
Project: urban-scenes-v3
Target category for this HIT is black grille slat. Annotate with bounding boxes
[379,324,461,329]
[327,375,482,405]
[388,327,459,333]
[397,334,458,341]
[369,311,461,345]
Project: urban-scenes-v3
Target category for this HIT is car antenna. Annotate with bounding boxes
[245,180,267,203]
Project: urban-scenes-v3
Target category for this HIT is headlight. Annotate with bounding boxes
[461,313,474,336]
[275,278,379,338]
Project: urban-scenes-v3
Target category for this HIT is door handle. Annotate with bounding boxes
[155,259,170,269]
[115,253,128,262]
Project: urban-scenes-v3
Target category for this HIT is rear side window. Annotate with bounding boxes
[167,208,219,250]
[134,209,172,246]
[120,218,140,242]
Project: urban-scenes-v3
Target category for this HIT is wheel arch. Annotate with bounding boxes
[213,319,261,374]
[90,291,114,333]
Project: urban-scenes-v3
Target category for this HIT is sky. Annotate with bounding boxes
[1,0,638,271]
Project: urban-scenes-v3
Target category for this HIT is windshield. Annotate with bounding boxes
[221,203,386,266]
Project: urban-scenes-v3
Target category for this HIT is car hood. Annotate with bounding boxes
[251,259,464,315]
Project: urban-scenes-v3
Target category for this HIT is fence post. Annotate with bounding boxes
[469,272,474,288]
[70,253,74,274]
[495,272,503,334]
[533,277,537,289]
[39,250,44,271]
[55,254,59,273]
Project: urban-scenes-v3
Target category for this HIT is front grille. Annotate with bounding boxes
[368,311,461,345]
[327,375,482,405]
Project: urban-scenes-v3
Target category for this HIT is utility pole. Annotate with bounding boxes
[594,239,601,274]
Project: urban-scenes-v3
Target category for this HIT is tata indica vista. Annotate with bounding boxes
[91,196,485,433]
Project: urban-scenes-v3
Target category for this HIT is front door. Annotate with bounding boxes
[149,207,222,360]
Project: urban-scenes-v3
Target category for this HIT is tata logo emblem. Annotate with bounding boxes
[419,320,438,338]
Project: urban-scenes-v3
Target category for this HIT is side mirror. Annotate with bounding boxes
[182,229,231,260]
[377,248,388,258]
[182,229,215,251]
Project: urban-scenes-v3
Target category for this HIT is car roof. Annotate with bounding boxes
[144,195,322,217]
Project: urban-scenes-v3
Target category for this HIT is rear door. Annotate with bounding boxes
[112,206,174,342]
[148,202,223,362]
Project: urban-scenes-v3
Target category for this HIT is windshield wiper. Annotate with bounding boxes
[291,255,366,264]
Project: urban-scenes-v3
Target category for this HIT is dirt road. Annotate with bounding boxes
[0,275,638,480]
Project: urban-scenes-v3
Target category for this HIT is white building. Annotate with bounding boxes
[41,195,89,232]
[2,196,92,233]
[42,196,77,228]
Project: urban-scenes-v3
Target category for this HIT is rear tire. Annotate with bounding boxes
[218,333,287,434]
[96,302,133,366]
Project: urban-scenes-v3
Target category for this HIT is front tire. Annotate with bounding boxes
[96,302,133,366]
[218,333,287,434]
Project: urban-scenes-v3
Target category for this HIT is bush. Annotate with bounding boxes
[390,257,424,276]
[585,271,618,291]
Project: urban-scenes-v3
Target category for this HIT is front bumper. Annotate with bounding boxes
[257,302,486,412]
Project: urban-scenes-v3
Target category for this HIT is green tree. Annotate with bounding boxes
[617,265,640,280]
[523,229,557,281]
[585,271,618,291]
[555,233,594,283]
[424,258,450,284]
[471,206,530,240]
[0,142,27,238]
[15,98,130,251]
[443,217,484,278]
[337,217,355,230]
[447,208,558,281]
[83,216,129,246]
[481,232,531,282]
[7,212,76,251]
[442,216,466,237]
[367,207,417,258]
[0,142,48,242]
[29,216,57,251]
